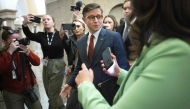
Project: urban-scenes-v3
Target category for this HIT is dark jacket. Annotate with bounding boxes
[66,34,85,70]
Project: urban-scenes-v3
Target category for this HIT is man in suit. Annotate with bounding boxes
[116,0,132,41]
[60,3,130,107]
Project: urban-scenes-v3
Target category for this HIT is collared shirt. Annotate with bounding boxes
[122,19,127,37]
[86,28,102,54]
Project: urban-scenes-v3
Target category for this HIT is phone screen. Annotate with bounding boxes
[30,16,41,23]
[62,23,76,30]
[102,47,113,70]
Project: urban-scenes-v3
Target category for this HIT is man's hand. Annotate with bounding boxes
[59,84,72,99]
[66,66,72,75]
[75,63,94,86]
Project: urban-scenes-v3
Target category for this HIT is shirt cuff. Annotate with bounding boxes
[77,81,91,88]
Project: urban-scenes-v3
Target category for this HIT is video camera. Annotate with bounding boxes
[70,1,83,11]
[24,87,38,103]
[15,37,30,45]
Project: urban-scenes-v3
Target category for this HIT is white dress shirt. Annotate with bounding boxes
[86,28,102,54]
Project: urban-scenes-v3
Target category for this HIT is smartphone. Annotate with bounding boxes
[62,23,76,30]
[30,16,41,23]
[102,47,114,70]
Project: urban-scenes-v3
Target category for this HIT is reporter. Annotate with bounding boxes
[103,15,118,31]
[0,26,42,109]
[75,0,190,108]
[61,19,85,109]
[22,14,69,109]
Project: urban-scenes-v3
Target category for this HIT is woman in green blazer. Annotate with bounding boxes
[74,0,190,108]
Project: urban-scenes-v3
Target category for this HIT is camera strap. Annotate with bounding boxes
[46,31,55,46]
[20,53,34,87]
[28,62,34,86]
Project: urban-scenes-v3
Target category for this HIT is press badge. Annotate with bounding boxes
[42,58,48,66]
[12,70,17,79]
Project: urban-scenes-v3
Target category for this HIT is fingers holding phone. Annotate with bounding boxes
[101,47,121,77]
[30,16,41,23]
[62,23,76,30]
[59,22,66,39]
[23,14,33,26]
[23,14,41,26]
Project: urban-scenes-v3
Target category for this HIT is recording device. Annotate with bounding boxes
[62,23,76,30]
[24,87,38,103]
[15,37,30,45]
[102,47,114,70]
[70,1,83,11]
[30,16,41,23]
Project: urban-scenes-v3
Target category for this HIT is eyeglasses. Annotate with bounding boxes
[85,15,103,21]
[7,30,20,34]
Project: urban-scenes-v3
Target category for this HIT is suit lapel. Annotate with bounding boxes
[90,29,106,66]
[78,34,90,66]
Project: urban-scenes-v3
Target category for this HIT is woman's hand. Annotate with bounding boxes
[59,22,66,39]
[23,14,34,26]
[103,23,111,30]
[19,44,30,56]
[75,63,94,86]
[7,39,20,55]
[100,53,121,77]
[72,10,80,20]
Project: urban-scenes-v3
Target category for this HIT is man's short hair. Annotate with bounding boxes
[82,3,103,17]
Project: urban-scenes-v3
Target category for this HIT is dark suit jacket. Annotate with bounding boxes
[116,23,125,37]
[68,28,129,87]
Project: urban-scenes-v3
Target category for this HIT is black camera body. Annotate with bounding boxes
[16,37,30,45]
[24,87,38,103]
[70,6,80,11]
[70,1,83,11]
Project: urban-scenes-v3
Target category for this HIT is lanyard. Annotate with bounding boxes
[11,56,21,81]
[47,31,55,46]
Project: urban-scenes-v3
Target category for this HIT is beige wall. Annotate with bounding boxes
[46,0,75,29]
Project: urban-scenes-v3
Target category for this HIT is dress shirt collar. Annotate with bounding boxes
[88,28,102,40]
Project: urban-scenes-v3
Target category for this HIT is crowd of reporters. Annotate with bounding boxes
[1,0,190,109]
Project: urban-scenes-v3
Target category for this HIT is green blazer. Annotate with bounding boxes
[78,33,190,109]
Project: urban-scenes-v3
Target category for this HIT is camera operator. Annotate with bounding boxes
[0,26,42,109]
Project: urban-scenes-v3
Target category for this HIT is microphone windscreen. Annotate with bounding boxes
[76,1,83,7]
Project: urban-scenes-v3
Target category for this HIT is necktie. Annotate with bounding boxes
[88,35,94,61]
